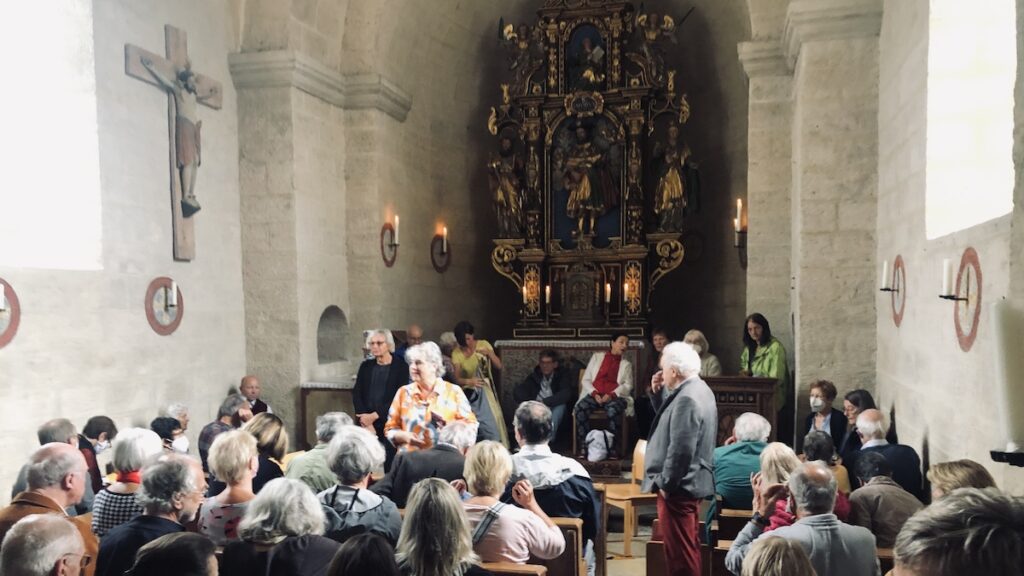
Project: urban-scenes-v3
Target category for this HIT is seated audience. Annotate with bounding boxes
[927,458,997,500]
[0,442,98,573]
[240,374,273,414]
[508,401,600,574]
[92,428,163,537]
[683,329,723,377]
[355,329,409,471]
[396,478,491,576]
[739,536,816,576]
[394,323,424,361]
[0,514,87,576]
[150,417,188,454]
[222,478,340,575]
[163,402,190,433]
[384,342,477,453]
[635,328,668,441]
[198,394,253,473]
[11,419,94,516]
[199,430,258,546]
[759,442,850,531]
[803,379,846,441]
[371,420,475,508]
[803,430,851,494]
[129,532,217,576]
[326,533,400,576]
[893,487,1023,576]
[319,425,402,544]
[462,440,565,563]
[286,412,354,493]
[81,415,118,493]
[574,333,634,458]
[513,350,574,439]
[837,389,895,468]
[847,451,922,548]
[707,413,771,533]
[855,409,924,501]
[726,461,878,576]
[240,412,288,493]
[97,454,206,576]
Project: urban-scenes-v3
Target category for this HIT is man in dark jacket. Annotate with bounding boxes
[370,420,474,507]
[354,329,410,471]
[513,349,574,440]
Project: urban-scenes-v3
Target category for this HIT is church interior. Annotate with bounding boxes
[0,0,1022,574]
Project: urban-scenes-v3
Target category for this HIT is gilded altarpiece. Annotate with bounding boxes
[489,0,695,338]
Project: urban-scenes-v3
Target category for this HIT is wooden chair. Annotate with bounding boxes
[594,483,608,576]
[532,518,585,576]
[603,439,658,558]
[710,539,733,576]
[877,548,895,574]
[715,505,753,543]
[480,562,548,576]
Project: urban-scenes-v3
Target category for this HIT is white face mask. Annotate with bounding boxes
[171,436,190,454]
[810,397,826,412]
[94,440,110,455]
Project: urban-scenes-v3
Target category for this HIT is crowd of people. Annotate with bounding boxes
[0,317,1021,576]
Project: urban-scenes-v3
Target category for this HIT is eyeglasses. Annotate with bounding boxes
[62,553,93,568]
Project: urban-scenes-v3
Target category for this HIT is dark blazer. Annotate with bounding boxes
[354,357,410,436]
[97,516,183,576]
[802,408,847,445]
[859,443,925,503]
[370,444,465,508]
[641,375,718,498]
[221,535,340,576]
[513,366,574,408]
[251,398,270,415]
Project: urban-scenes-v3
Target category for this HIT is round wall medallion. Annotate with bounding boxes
[145,277,184,336]
[430,235,451,273]
[891,255,906,327]
[0,278,22,349]
[380,223,398,268]
[954,247,982,352]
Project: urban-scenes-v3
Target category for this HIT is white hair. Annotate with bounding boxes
[136,455,198,515]
[438,420,478,451]
[315,412,353,443]
[856,411,888,440]
[0,515,84,576]
[405,342,446,378]
[789,461,837,515]
[164,402,189,421]
[112,428,164,473]
[327,425,385,485]
[661,341,702,381]
[238,478,325,544]
[364,329,396,353]
[733,413,771,443]
[25,444,81,490]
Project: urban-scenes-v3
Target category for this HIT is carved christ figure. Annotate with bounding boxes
[653,123,688,231]
[141,57,207,217]
[488,136,525,237]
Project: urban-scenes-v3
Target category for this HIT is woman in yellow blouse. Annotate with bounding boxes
[451,321,509,447]
[384,342,477,452]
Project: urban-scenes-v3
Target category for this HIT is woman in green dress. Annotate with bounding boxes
[740,313,790,415]
[451,321,509,447]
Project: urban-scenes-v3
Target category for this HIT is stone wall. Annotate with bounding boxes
[0,0,246,495]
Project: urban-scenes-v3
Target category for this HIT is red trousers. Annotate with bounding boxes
[657,492,702,576]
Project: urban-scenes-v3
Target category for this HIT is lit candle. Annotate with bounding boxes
[992,300,1024,451]
[623,282,629,302]
[733,217,741,233]
[880,260,890,290]
[941,258,953,296]
[442,226,448,253]
[736,198,743,228]
[522,285,528,304]
[0,283,6,312]
[168,281,178,307]
[394,215,400,245]
[545,285,551,304]
[604,282,611,303]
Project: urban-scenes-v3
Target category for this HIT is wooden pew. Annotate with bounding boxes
[877,547,895,574]
[481,562,548,576]
[531,518,586,576]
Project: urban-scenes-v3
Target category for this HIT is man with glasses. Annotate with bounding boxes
[0,514,91,576]
[514,349,574,440]
[96,454,206,576]
[354,329,410,471]
[0,442,98,575]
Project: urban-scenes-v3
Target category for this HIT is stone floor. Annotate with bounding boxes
[604,507,656,576]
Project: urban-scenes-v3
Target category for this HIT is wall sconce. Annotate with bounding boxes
[940,247,983,352]
[938,258,967,301]
[879,260,897,293]
[0,278,20,349]
[733,198,747,248]
[380,215,399,268]
[430,225,451,273]
[145,277,183,336]
[0,282,6,312]
[166,281,179,309]
[880,256,907,327]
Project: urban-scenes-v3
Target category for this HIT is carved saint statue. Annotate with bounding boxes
[141,57,208,217]
[653,123,689,232]
[501,23,545,96]
[564,124,616,236]
[488,136,525,237]
[634,12,677,88]
[571,36,606,91]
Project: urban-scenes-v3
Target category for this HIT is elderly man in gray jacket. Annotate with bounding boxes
[726,460,880,576]
[642,341,717,576]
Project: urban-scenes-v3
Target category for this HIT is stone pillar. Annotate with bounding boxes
[738,40,794,369]
[786,0,882,415]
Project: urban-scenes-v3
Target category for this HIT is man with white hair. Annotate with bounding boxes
[726,461,879,576]
[285,411,354,493]
[854,408,924,502]
[707,412,772,529]
[96,454,207,576]
[643,341,717,576]
[0,442,98,575]
[0,514,87,576]
[371,420,476,507]
[164,402,190,433]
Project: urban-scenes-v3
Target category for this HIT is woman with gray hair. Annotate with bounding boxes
[221,478,340,576]
[384,342,477,452]
[354,329,409,471]
[682,329,722,377]
[318,425,403,544]
[397,478,490,576]
[91,427,164,537]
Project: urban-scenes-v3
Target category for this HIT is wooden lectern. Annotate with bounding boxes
[705,376,778,445]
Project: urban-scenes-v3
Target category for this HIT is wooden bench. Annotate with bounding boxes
[531,517,586,576]
[481,562,548,576]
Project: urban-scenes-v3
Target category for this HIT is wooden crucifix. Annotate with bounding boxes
[125,25,222,262]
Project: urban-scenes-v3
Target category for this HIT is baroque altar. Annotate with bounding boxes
[488,0,700,339]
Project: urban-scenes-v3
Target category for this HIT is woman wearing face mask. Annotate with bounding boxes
[802,379,846,441]
[151,416,190,454]
[683,329,722,377]
[82,415,119,493]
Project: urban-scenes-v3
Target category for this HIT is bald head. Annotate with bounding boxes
[789,460,838,516]
[407,324,423,346]
[0,514,85,576]
[855,408,887,441]
[25,443,87,508]
[239,375,261,402]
